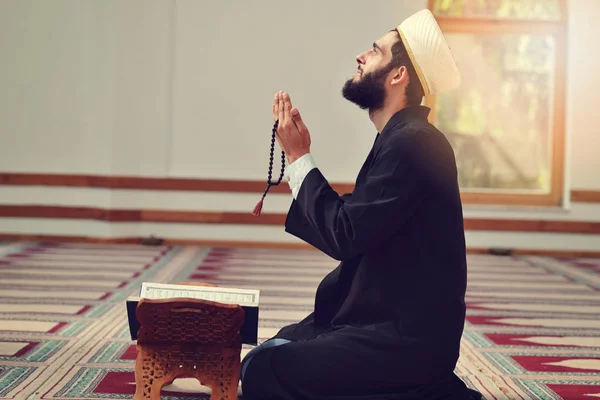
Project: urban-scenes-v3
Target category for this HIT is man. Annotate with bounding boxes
[241,9,482,400]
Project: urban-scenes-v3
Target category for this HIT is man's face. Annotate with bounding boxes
[342,31,398,113]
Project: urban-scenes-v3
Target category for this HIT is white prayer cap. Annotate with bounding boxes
[396,9,460,96]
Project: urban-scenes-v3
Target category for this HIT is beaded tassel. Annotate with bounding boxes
[252,120,286,216]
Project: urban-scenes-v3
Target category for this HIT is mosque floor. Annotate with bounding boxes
[0,241,599,399]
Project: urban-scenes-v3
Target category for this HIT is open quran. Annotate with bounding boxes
[126,282,260,345]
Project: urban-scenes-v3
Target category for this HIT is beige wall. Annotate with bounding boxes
[0,0,598,251]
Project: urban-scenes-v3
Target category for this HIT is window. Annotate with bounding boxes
[427,0,567,206]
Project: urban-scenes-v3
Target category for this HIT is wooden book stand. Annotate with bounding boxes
[133,283,245,400]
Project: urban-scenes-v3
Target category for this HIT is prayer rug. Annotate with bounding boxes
[0,242,599,399]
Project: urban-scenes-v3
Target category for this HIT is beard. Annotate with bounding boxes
[341,64,393,113]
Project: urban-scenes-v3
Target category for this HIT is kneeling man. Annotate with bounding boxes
[242,9,482,400]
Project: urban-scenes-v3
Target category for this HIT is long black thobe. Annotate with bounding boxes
[242,106,480,400]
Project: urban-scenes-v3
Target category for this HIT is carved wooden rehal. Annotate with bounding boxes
[133,284,245,400]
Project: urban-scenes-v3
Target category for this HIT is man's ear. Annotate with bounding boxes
[390,66,409,86]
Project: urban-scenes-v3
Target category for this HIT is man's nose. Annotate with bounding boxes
[356,54,365,65]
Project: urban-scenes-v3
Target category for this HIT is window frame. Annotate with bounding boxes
[426,0,568,207]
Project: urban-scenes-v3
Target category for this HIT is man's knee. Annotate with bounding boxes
[240,338,297,399]
[240,338,292,382]
[240,346,284,399]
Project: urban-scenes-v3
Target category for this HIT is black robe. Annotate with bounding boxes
[242,106,482,400]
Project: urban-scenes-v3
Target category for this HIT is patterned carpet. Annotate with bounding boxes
[1,242,599,399]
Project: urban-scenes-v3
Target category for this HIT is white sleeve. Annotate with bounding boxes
[285,153,317,199]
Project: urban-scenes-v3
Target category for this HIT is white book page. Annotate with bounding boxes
[139,282,259,306]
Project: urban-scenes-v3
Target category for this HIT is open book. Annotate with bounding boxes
[126,282,260,345]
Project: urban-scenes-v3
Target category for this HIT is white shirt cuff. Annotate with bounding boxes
[285,153,317,199]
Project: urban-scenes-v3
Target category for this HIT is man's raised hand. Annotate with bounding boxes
[273,91,311,164]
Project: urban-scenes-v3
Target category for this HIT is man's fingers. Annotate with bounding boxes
[275,91,298,139]
[291,107,307,132]
[283,92,292,113]
[273,92,279,122]
[278,91,284,127]
[283,92,293,128]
